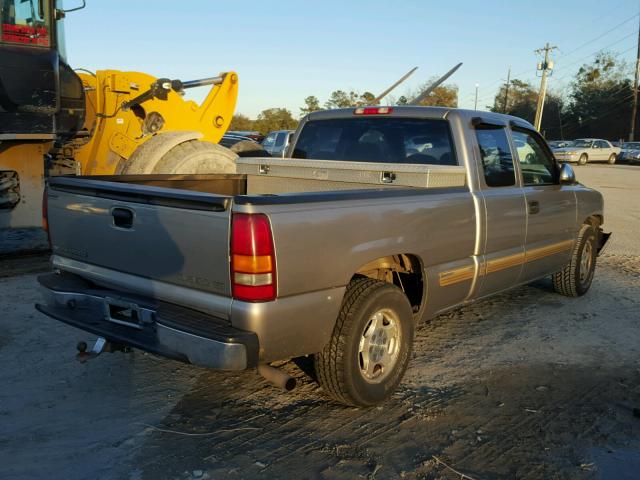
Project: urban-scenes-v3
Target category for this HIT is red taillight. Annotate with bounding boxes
[231,213,276,302]
[354,106,394,115]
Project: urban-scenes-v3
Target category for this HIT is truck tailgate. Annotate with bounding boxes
[47,177,233,299]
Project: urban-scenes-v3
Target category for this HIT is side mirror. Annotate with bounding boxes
[55,0,86,20]
[559,163,576,184]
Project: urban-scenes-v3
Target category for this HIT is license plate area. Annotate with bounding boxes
[103,297,145,329]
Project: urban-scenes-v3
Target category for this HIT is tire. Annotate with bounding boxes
[607,153,617,164]
[552,224,598,297]
[151,140,237,174]
[577,154,588,166]
[314,278,414,407]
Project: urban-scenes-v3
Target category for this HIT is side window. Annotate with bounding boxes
[274,132,287,147]
[512,129,558,186]
[262,133,277,147]
[1,0,51,47]
[597,140,609,149]
[475,125,515,187]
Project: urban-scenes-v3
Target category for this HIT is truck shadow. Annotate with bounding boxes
[132,360,640,480]
[130,257,638,479]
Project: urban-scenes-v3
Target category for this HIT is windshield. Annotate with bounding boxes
[292,117,457,165]
[624,142,640,150]
[0,0,51,47]
[572,139,593,148]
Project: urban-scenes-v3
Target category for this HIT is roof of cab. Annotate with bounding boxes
[304,105,535,131]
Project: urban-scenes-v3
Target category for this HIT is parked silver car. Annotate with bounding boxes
[553,138,620,165]
[262,130,295,157]
[618,141,640,164]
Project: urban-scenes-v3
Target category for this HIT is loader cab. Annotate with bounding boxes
[0,0,84,139]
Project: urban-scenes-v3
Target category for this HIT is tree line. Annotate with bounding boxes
[491,52,637,141]
[229,52,638,141]
[229,80,459,134]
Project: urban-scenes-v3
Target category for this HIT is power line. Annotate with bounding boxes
[563,93,635,135]
[476,13,640,99]
[551,42,638,86]
[556,13,639,59]
[554,31,637,72]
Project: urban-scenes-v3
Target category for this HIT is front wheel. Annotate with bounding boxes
[577,154,588,166]
[552,224,597,297]
[607,153,617,164]
[315,278,414,407]
[151,140,237,174]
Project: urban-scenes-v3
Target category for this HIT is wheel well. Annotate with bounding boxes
[352,254,424,314]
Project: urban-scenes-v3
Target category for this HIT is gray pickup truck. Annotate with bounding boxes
[37,106,608,407]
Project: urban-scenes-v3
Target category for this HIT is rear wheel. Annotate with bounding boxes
[314,278,414,407]
[607,153,617,164]
[151,140,237,174]
[552,224,597,297]
[577,154,588,166]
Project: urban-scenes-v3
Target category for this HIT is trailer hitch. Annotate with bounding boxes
[76,337,131,362]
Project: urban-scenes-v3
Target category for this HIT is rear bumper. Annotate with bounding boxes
[36,272,259,370]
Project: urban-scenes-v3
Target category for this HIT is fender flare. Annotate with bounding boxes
[118,130,203,174]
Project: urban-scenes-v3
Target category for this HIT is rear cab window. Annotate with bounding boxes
[1,0,51,47]
[292,117,458,166]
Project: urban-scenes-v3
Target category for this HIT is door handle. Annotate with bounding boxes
[528,200,540,215]
[112,207,134,229]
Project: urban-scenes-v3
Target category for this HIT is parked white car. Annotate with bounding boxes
[553,138,620,165]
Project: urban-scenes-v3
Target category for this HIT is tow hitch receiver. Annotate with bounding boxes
[76,337,131,362]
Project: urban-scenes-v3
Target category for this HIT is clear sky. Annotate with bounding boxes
[63,0,640,118]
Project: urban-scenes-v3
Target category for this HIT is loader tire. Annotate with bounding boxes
[151,140,237,174]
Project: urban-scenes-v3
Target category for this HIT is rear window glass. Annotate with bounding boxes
[292,117,457,165]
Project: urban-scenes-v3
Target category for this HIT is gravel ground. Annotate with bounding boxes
[0,164,638,480]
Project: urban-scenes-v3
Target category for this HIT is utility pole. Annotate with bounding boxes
[502,67,511,113]
[534,43,557,132]
[474,83,479,110]
[629,14,640,141]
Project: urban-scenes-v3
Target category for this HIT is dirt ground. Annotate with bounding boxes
[1,164,639,480]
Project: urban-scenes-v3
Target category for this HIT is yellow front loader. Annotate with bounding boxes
[54,69,240,177]
[1,69,243,252]
[1,0,250,253]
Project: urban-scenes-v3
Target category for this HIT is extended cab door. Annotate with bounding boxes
[474,123,527,297]
[512,127,576,282]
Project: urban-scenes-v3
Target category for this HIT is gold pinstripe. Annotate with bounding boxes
[438,239,574,287]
